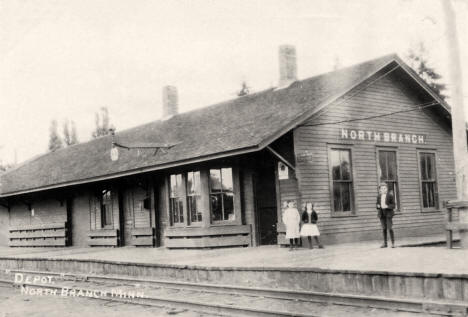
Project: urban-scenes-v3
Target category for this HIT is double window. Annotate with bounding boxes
[168,167,236,226]
[329,148,354,214]
[418,152,439,210]
[377,150,399,210]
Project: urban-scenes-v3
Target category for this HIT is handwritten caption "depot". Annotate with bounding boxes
[13,272,145,299]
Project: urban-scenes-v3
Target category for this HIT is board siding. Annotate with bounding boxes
[287,74,456,242]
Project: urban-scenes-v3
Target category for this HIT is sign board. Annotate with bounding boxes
[340,128,426,144]
[278,162,289,180]
[110,147,119,161]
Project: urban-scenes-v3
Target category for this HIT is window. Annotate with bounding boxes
[329,148,354,213]
[100,190,113,228]
[419,152,439,210]
[169,174,184,224]
[210,168,235,221]
[187,171,202,223]
[378,150,399,210]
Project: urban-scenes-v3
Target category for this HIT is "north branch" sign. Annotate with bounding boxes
[340,128,426,144]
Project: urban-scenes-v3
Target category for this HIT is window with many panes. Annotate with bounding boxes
[377,150,399,210]
[210,168,235,221]
[100,190,113,228]
[187,171,202,223]
[169,174,185,224]
[329,148,354,214]
[419,152,439,210]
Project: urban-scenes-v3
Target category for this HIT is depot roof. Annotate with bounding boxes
[0,54,450,197]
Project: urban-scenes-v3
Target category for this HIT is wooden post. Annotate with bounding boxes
[445,205,453,249]
[442,0,468,248]
[200,170,211,228]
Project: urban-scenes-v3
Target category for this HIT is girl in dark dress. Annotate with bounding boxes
[300,202,324,249]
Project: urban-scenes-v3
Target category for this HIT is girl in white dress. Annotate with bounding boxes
[282,200,300,250]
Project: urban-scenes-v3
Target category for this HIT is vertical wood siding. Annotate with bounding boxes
[89,189,120,231]
[241,166,257,246]
[291,74,456,241]
[71,190,92,247]
[0,206,9,246]
[9,199,66,227]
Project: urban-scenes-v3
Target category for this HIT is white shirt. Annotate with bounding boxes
[380,194,388,209]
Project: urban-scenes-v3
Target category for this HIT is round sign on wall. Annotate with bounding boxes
[110,146,119,161]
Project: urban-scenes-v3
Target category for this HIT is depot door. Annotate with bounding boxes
[255,162,278,245]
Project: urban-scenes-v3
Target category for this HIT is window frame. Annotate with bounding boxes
[417,150,440,212]
[99,189,114,229]
[376,147,401,212]
[209,166,242,225]
[168,173,187,227]
[327,145,356,217]
[186,170,203,226]
[209,167,235,223]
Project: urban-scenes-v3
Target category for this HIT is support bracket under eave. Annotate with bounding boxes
[266,146,296,171]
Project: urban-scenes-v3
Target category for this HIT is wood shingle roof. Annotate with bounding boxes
[1,53,446,196]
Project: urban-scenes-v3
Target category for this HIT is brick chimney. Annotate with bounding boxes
[162,85,178,118]
[278,45,297,87]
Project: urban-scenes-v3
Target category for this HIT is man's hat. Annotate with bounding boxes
[379,182,388,188]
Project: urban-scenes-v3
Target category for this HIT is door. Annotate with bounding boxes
[255,164,278,245]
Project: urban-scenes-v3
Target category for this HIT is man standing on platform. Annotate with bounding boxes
[376,183,396,248]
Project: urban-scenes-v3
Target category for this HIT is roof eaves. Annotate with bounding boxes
[0,144,261,198]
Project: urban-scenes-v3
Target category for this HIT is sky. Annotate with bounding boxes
[0,0,467,164]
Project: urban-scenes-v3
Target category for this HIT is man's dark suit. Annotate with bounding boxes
[376,192,396,247]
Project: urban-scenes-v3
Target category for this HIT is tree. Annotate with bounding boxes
[92,107,114,138]
[237,81,250,97]
[48,119,63,152]
[63,120,71,146]
[70,120,78,145]
[406,42,447,100]
[332,56,342,71]
[0,162,12,172]
[62,119,78,146]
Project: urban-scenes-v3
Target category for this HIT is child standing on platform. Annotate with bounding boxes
[282,200,300,251]
[300,202,324,249]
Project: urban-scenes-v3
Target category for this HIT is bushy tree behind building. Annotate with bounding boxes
[237,81,250,97]
[92,107,114,138]
[63,120,78,146]
[406,42,447,100]
[0,162,12,173]
[48,119,63,152]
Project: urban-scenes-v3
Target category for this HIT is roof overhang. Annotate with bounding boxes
[0,145,261,198]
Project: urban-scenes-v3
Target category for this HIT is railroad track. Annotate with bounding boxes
[0,268,465,316]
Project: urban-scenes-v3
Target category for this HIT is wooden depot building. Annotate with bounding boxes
[0,47,457,248]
